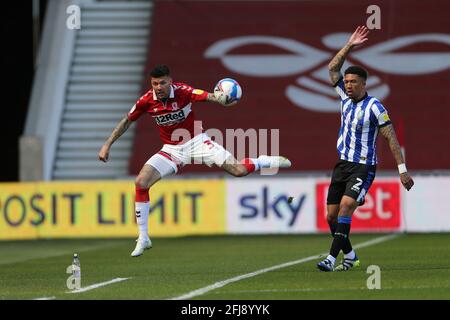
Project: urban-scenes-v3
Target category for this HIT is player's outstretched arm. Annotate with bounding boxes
[379,124,414,191]
[328,26,370,85]
[206,92,237,107]
[98,116,132,163]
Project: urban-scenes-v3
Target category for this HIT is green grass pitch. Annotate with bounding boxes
[0,234,449,300]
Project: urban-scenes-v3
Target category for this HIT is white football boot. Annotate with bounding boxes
[258,155,292,169]
[131,237,152,257]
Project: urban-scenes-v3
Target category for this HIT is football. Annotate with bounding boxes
[214,78,242,104]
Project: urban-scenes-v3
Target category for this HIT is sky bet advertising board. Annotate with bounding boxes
[3,177,450,239]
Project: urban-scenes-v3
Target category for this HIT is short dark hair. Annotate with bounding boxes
[344,65,368,80]
[150,65,170,78]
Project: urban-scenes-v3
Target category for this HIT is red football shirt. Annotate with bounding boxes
[128,82,209,144]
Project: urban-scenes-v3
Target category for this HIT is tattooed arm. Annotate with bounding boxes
[379,124,414,190]
[98,116,132,162]
[328,43,353,85]
[328,26,370,85]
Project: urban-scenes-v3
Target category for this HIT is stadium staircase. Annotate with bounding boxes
[53,0,152,179]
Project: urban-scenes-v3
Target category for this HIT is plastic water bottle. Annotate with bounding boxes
[72,253,81,279]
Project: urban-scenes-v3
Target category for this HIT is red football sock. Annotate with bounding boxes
[240,158,256,173]
[135,186,149,202]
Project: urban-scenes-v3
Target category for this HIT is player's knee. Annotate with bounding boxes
[339,203,356,215]
[135,176,150,189]
[327,214,337,225]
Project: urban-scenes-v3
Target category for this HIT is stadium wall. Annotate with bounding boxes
[1,176,449,240]
[129,0,450,176]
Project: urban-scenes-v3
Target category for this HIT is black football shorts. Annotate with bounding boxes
[326,159,376,206]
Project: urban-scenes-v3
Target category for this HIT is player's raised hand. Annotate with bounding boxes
[98,145,110,162]
[213,91,228,105]
[400,172,414,191]
[348,26,370,47]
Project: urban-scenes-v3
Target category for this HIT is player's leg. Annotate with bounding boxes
[317,161,346,271]
[328,195,359,267]
[134,164,161,238]
[192,135,248,177]
[221,155,292,177]
[222,155,292,177]
[193,133,291,176]
[193,133,291,177]
[319,195,359,271]
[327,204,339,236]
[334,166,376,270]
[326,161,347,236]
[334,168,375,270]
[131,153,177,257]
[221,156,249,177]
[131,164,160,257]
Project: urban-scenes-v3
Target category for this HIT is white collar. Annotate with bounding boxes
[153,85,175,100]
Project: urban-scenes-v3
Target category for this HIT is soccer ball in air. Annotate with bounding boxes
[214,78,242,104]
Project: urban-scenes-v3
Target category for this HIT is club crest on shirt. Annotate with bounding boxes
[357,110,364,120]
[171,102,179,110]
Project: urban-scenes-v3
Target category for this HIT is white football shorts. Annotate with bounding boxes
[145,133,232,178]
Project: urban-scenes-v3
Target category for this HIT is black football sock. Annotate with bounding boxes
[329,217,352,258]
[328,223,337,237]
[342,233,353,255]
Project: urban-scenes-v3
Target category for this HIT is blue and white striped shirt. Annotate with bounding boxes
[334,77,391,165]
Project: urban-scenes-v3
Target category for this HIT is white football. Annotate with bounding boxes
[214,78,242,104]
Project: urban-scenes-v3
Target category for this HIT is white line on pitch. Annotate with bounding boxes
[67,277,130,294]
[169,234,400,300]
[213,284,450,295]
[352,234,400,250]
[34,277,130,299]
